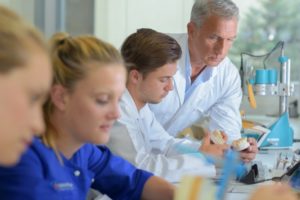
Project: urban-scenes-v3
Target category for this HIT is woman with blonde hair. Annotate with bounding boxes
[0,5,51,166]
[0,32,174,199]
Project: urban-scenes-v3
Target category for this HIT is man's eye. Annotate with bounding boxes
[209,35,218,40]
[159,78,169,83]
[96,99,108,105]
[228,38,235,42]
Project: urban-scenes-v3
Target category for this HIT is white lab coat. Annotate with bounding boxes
[150,33,242,143]
[107,89,216,183]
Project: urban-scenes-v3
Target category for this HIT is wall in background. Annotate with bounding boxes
[1,0,299,118]
[93,0,259,48]
[94,0,194,48]
[0,0,34,23]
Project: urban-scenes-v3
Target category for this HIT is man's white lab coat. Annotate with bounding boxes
[150,33,243,143]
[107,89,216,183]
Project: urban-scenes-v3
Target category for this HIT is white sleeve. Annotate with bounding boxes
[208,66,242,143]
[147,112,202,156]
[108,119,215,183]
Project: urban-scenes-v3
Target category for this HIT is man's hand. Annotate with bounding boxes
[199,133,229,157]
[239,137,258,163]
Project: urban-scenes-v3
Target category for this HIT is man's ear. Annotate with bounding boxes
[128,69,142,84]
[50,84,69,111]
[187,21,196,37]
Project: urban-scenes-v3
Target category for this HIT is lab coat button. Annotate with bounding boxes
[74,170,80,176]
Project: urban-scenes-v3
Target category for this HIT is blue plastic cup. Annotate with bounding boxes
[255,69,268,84]
[268,68,277,84]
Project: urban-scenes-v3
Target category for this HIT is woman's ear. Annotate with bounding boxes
[50,84,69,111]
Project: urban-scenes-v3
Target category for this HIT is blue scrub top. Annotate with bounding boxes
[0,138,153,200]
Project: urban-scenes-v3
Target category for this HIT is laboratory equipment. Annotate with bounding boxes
[240,41,294,149]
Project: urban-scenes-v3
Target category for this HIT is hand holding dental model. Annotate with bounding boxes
[200,130,229,157]
[210,130,257,162]
[210,130,227,145]
[211,130,250,151]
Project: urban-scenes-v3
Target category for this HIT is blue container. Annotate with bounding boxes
[255,69,268,84]
[268,68,277,84]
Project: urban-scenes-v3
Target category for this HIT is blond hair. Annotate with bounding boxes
[43,32,124,152]
[0,5,47,72]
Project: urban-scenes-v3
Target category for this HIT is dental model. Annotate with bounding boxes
[232,138,250,151]
[210,130,225,145]
[211,130,250,151]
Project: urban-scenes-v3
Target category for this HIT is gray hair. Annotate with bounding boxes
[190,0,239,28]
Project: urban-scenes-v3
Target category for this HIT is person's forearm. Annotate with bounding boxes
[141,176,175,200]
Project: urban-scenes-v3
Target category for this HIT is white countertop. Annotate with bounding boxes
[225,115,300,200]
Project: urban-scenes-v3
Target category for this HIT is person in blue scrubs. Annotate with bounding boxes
[0,32,174,200]
[0,5,51,167]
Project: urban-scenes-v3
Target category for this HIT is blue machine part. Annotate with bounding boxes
[260,112,293,148]
[278,55,288,63]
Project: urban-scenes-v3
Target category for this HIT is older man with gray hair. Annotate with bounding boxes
[150,0,258,162]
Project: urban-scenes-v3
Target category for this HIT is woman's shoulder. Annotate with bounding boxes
[26,137,58,164]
